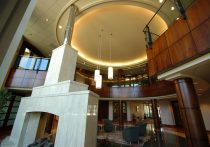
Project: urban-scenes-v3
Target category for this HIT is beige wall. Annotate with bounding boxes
[199,89,210,131]
[129,102,144,120]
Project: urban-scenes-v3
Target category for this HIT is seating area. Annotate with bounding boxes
[122,123,147,144]
[97,120,151,146]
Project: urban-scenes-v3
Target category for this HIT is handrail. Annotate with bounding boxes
[143,0,168,32]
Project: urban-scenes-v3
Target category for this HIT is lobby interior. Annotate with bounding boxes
[0,0,210,146]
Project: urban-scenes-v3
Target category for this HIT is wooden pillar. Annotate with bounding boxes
[151,99,163,146]
[174,78,209,147]
[151,99,161,132]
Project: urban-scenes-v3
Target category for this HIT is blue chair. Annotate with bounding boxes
[122,126,140,144]
[138,123,147,136]
[103,119,114,132]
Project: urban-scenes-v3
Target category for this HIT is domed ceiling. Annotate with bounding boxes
[57,3,167,67]
[24,0,191,72]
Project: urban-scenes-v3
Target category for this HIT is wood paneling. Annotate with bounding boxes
[148,59,157,76]
[186,0,210,30]
[6,69,46,88]
[89,80,175,98]
[169,33,197,65]
[156,33,168,53]
[146,48,153,60]
[98,101,109,121]
[165,19,190,47]
[157,49,172,71]
[191,19,210,53]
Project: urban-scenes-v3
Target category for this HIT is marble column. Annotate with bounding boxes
[127,101,132,121]
[108,101,113,120]
[174,78,209,147]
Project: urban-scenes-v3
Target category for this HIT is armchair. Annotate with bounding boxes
[103,119,114,132]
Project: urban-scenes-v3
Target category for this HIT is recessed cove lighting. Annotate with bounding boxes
[58,25,62,29]
[159,0,164,3]
[171,6,175,11]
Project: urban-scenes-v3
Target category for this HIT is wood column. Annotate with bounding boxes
[151,99,163,147]
[151,99,161,132]
[174,78,209,147]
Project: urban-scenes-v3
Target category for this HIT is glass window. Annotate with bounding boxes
[39,59,49,70]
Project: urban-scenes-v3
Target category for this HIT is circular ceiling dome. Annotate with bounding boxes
[57,3,168,67]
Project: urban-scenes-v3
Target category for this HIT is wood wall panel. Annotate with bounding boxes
[6,69,46,88]
[169,34,197,64]
[186,0,210,30]
[152,39,160,57]
[148,59,157,76]
[156,33,168,52]
[158,49,172,70]
[146,48,153,60]
[191,19,210,53]
[98,101,109,121]
[89,81,175,98]
[165,19,190,47]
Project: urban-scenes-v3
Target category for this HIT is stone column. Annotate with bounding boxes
[108,101,113,120]
[174,78,209,147]
[44,4,79,85]
[127,101,132,121]
[63,4,78,45]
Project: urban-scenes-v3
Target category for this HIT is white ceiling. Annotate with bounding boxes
[24,0,182,70]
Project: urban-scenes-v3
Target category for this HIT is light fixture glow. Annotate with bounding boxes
[95,74,102,89]
[171,6,175,11]
[46,18,49,22]
[108,66,113,80]
[159,0,164,3]
[58,25,62,29]
[94,69,100,81]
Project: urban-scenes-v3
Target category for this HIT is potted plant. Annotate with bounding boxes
[0,89,12,113]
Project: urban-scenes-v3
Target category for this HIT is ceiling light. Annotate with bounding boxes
[159,0,164,3]
[108,33,113,80]
[95,74,102,89]
[58,25,62,29]
[46,18,49,22]
[171,6,175,11]
[108,67,113,80]
[94,69,100,81]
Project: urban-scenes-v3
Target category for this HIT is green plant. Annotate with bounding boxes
[0,89,12,113]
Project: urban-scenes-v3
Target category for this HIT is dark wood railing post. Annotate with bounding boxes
[174,78,209,147]
[151,99,163,146]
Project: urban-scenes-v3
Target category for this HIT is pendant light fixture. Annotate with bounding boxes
[95,29,103,89]
[108,33,113,80]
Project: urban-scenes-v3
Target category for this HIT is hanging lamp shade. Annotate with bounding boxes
[96,74,102,89]
[108,66,113,80]
[94,69,100,81]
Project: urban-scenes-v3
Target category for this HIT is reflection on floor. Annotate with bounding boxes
[97,124,210,147]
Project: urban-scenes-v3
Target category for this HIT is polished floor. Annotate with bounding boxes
[1,125,210,147]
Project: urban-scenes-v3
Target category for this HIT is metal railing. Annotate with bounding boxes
[143,0,195,45]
